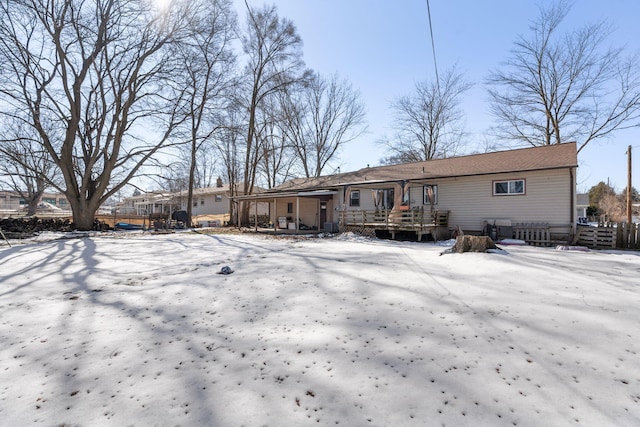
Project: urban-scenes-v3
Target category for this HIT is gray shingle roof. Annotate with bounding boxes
[272,142,577,192]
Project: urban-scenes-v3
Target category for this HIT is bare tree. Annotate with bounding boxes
[0,119,62,215]
[0,130,60,215]
[381,66,472,165]
[487,0,640,153]
[172,0,236,226]
[599,192,625,222]
[211,103,244,224]
[192,143,221,189]
[0,0,192,230]
[239,1,307,223]
[157,163,190,194]
[282,72,366,177]
[256,108,296,189]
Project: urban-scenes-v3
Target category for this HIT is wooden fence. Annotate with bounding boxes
[577,222,640,250]
[513,223,550,246]
[616,222,640,249]
[511,223,573,247]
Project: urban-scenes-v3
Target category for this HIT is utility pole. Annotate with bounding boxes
[627,145,632,224]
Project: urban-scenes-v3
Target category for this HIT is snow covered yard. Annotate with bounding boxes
[0,231,639,426]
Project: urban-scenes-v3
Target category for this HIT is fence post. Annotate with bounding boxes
[544,223,550,245]
[616,222,624,249]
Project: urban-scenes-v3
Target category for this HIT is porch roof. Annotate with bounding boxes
[235,189,338,202]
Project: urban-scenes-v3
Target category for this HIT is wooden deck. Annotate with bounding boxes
[339,209,449,240]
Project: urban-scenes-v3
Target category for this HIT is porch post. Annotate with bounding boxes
[254,200,258,231]
[274,198,277,234]
[296,196,300,234]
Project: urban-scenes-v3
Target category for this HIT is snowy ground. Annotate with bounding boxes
[0,230,639,426]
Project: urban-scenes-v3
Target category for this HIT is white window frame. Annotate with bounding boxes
[493,179,525,196]
[350,190,360,207]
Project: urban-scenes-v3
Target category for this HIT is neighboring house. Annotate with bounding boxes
[117,191,176,216]
[236,143,578,242]
[176,182,237,218]
[176,180,269,225]
[117,180,266,226]
[0,190,71,216]
[576,193,590,222]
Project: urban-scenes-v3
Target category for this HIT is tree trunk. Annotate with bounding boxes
[187,138,197,228]
[67,194,100,231]
[441,236,497,255]
[72,207,98,231]
[26,197,39,216]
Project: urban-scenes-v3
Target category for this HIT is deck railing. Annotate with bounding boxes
[339,209,449,231]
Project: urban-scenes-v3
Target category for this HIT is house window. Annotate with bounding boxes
[193,201,198,207]
[200,198,204,205]
[423,185,438,205]
[493,179,525,195]
[350,190,360,207]
[385,188,395,210]
[402,187,410,207]
[287,202,293,213]
[215,195,222,202]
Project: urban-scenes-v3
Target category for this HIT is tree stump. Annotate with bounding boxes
[442,235,497,254]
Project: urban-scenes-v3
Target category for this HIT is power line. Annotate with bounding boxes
[425,0,440,90]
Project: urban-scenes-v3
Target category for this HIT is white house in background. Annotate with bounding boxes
[117,191,175,216]
[576,193,590,221]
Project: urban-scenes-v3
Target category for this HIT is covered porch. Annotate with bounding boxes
[238,190,339,234]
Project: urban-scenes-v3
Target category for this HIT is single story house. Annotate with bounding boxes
[236,142,578,244]
[177,184,236,220]
[175,182,267,226]
[118,180,267,227]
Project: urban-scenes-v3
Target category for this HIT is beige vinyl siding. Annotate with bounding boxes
[406,186,426,207]
[339,168,573,233]
[274,197,323,228]
[435,169,573,232]
[344,189,386,211]
[190,193,230,216]
[298,198,322,228]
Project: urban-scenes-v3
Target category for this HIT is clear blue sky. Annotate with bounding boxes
[241,0,640,193]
